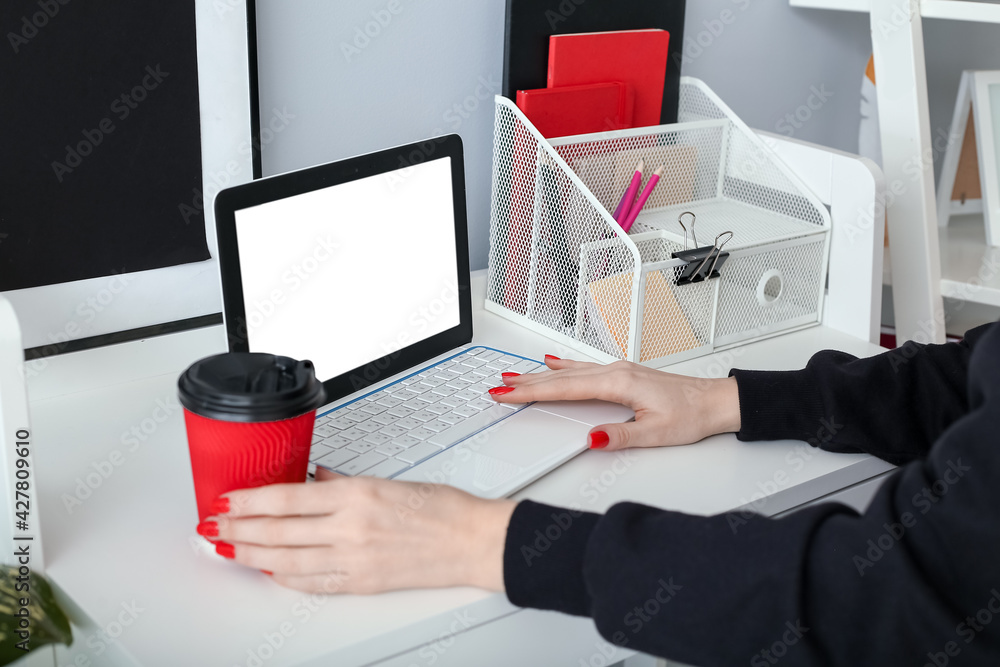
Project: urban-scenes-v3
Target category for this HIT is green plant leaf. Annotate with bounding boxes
[0,564,72,665]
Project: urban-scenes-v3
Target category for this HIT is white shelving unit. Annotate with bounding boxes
[792,0,1000,21]
[940,215,1000,306]
[884,214,1000,307]
[789,0,1000,342]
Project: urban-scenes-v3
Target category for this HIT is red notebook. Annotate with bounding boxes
[516,82,634,138]
[547,29,670,129]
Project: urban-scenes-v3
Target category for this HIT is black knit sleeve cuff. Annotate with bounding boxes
[503,500,601,617]
[729,368,826,443]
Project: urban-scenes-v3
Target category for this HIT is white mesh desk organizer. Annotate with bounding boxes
[485,78,831,367]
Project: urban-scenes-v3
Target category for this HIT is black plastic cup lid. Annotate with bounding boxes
[178,353,326,423]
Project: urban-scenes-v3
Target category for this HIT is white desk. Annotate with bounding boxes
[28,273,892,667]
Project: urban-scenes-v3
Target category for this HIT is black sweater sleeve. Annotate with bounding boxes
[504,322,1000,665]
[729,324,992,465]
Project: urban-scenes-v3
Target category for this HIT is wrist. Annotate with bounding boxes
[461,498,517,592]
[705,377,741,435]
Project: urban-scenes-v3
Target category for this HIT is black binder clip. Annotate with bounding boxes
[672,212,733,286]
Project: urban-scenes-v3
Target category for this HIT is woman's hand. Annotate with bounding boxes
[489,356,741,451]
[202,473,516,595]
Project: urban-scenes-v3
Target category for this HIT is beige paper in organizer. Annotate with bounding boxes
[586,270,701,362]
[579,145,702,361]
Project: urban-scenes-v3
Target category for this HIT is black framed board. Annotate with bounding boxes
[1,2,208,291]
[502,0,688,125]
[1,1,254,353]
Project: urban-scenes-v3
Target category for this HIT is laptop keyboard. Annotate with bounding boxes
[309,347,545,479]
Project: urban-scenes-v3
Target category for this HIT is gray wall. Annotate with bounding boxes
[681,2,870,154]
[255,0,507,273]
[922,16,1000,178]
[255,1,1000,270]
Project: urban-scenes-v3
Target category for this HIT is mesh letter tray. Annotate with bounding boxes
[485,77,831,367]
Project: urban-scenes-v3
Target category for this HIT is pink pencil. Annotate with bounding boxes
[621,166,664,232]
[613,159,644,224]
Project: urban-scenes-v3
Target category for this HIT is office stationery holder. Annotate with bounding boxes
[485,78,831,367]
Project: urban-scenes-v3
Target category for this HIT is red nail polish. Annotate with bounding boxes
[489,386,516,396]
[216,542,235,559]
[197,521,219,538]
[211,497,231,515]
[261,570,273,576]
[545,355,561,361]
[502,372,520,379]
[589,431,610,449]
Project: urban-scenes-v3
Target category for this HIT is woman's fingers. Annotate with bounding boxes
[541,355,592,371]
[210,515,333,547]
[492,362,630,405]
[500,360,595,387]
[270,572,354,595]
[227,542,334,577]
[588,419,666,452]
[491,373,613,403]
[219,478,348,518]
[314,468,343,482]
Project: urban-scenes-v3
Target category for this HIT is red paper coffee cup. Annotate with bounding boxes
[178,353,326,523]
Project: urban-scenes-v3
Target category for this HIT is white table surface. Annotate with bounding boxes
[28,273,893,666]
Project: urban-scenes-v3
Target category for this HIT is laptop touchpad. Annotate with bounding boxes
[394,408,588,495]
[533,399,635,427]
[467,408,587,467]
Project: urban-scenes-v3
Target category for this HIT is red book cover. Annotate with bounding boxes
[516,82,634,138]
[547,29,670,129]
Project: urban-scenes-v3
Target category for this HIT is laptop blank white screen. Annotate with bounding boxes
[232,157,460,381]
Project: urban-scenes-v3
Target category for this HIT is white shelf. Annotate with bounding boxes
[790,0,1000,23]
[789,0,869,12]
[924,1,1000,23]
[940,215,1000,306]
[793,0,1000,342]
[884,214,1000,307]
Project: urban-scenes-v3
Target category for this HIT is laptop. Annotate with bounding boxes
[213,135,632,498]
